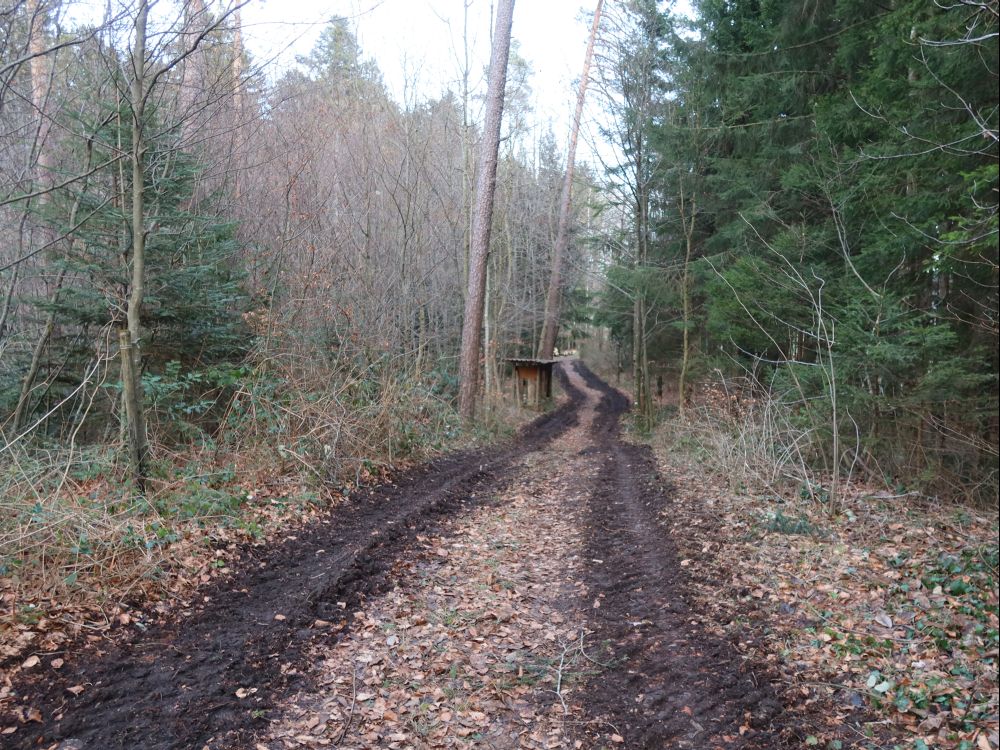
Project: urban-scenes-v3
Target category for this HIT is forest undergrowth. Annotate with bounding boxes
[645,377,999,750]
[0,361,528,688]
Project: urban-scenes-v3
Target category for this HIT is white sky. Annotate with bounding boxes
[240,0,599,149]
[64,1,694,167]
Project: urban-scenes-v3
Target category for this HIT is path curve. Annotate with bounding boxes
[4,362,792,749]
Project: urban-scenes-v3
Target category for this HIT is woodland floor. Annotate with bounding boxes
[1,362,990,750]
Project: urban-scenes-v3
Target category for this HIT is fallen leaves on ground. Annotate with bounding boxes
[656,445,999,750]
[263,475,589,748]
[262,382,618,749]
[0,470,336,722]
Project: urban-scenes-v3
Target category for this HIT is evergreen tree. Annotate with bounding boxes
[635,0,998,500]
[5,60,249,442]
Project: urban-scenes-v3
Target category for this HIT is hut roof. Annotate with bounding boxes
[504,358,558,366]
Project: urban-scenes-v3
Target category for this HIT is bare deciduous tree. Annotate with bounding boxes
[538,0,602,360]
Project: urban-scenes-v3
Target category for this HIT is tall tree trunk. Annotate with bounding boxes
[231,6,245,116]
[632,296,641,398]
[634,157,652,428]
[10,0,57,434]
[678,185,696,420]
[460,0,473,302]
[634,294,652,427]
[230,5,245,203]
[484,260,493,397]
[538,0,603,359]
[123,0,150,490]
[457,0,515,420]
[28,0,53,183]
[640,301,652,425]
[179,0,207,146]
[0,265,17,340]
[414,303,428,376]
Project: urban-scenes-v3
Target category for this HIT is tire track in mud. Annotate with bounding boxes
[8,364,796,750]
[572,362,786,748]
[3,374,584,750]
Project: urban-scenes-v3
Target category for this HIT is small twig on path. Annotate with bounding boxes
[573,630,616,669]
[551,631,612,718]
[552,639,572,716]
[58,614,115,639]
[334,665,358,744]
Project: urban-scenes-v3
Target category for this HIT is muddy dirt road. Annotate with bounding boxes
[6,362,791,749]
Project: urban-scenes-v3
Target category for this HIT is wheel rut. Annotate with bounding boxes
[4,362,795,750]
[573,363,786,748]
[2,376,583,750]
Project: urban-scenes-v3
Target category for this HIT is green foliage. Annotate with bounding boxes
[7,71,251,442]
[627,0,998,502]
[51,98,249,364]
[765,509,824,537]
[154,484,244,524]
[144,361,252,441]
[870,543,1000,735]
[299,17,381,83]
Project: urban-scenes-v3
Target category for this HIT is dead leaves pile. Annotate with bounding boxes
[656,449,999,750]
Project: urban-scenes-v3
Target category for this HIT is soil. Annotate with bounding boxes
[571,364,784,748]
[3,363,809,750]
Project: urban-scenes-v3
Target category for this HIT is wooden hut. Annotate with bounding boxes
[505,358,558,408]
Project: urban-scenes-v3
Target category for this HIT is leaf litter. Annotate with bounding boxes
[0,361,908,750]
[262,361,803,750]
[655,446,998,750]
[0,394,582,749]
[261,381,606,749]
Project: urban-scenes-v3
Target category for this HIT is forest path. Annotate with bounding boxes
[6,362,789,750]
[260,363,786,750]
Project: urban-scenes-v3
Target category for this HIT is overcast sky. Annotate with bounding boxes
[240,0,600,148]
[65,1,693,167]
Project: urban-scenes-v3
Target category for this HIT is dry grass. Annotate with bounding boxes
[661,378,821,499]
[1,455,156,599]
[0,357,530,672]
